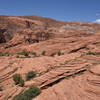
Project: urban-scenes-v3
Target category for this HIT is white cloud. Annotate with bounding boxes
[95,19,100,24]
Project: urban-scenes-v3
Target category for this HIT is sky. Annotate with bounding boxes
[0,0,100,23]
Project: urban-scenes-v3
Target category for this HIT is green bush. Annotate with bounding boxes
[13,86,41,100]
[18,51,37,58]
[13,74,21,85]
[0,52,10,56]
[19,79,25,87]
[13,74,25,87]
[18,51,29,57]
[26,71,36,81]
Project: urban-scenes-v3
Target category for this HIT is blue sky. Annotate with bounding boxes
[0,0,100,23]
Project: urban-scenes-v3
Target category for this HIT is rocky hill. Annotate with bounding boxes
[0,16,100,100]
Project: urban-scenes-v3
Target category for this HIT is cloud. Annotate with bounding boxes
[95,19,100,24]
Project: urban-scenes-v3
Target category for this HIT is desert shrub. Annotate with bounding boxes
[13,74,24,87]
[18,51,37,58]
[19,79,25,87]
[18,51,29,57]
[0,52,10,56]
[13,86,41,100]
[85,51,97,55]
[13,74,21,85]
[26,71,36,81]
[41,51,46,56]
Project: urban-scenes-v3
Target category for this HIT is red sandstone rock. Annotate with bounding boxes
[0,16,100,100]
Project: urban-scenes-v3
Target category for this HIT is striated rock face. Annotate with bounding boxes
[0,16,100,100]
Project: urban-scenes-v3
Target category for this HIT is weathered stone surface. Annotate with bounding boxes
[0,16,100,100]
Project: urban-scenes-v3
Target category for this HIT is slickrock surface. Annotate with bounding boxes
[0,16,100,100]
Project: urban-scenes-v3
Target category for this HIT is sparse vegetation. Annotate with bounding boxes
[13,74,25,87]
[85,51,97,55]
[18,51,29,57]
[26,71,37,81]
[19,79,25,87]
[17,51,37,58]
[13,86,41,100]
[13,74,22,85]
[0,52,10,56]
[50,51,64,57]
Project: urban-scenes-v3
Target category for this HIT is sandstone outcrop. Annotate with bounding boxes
[0,16,100,100]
